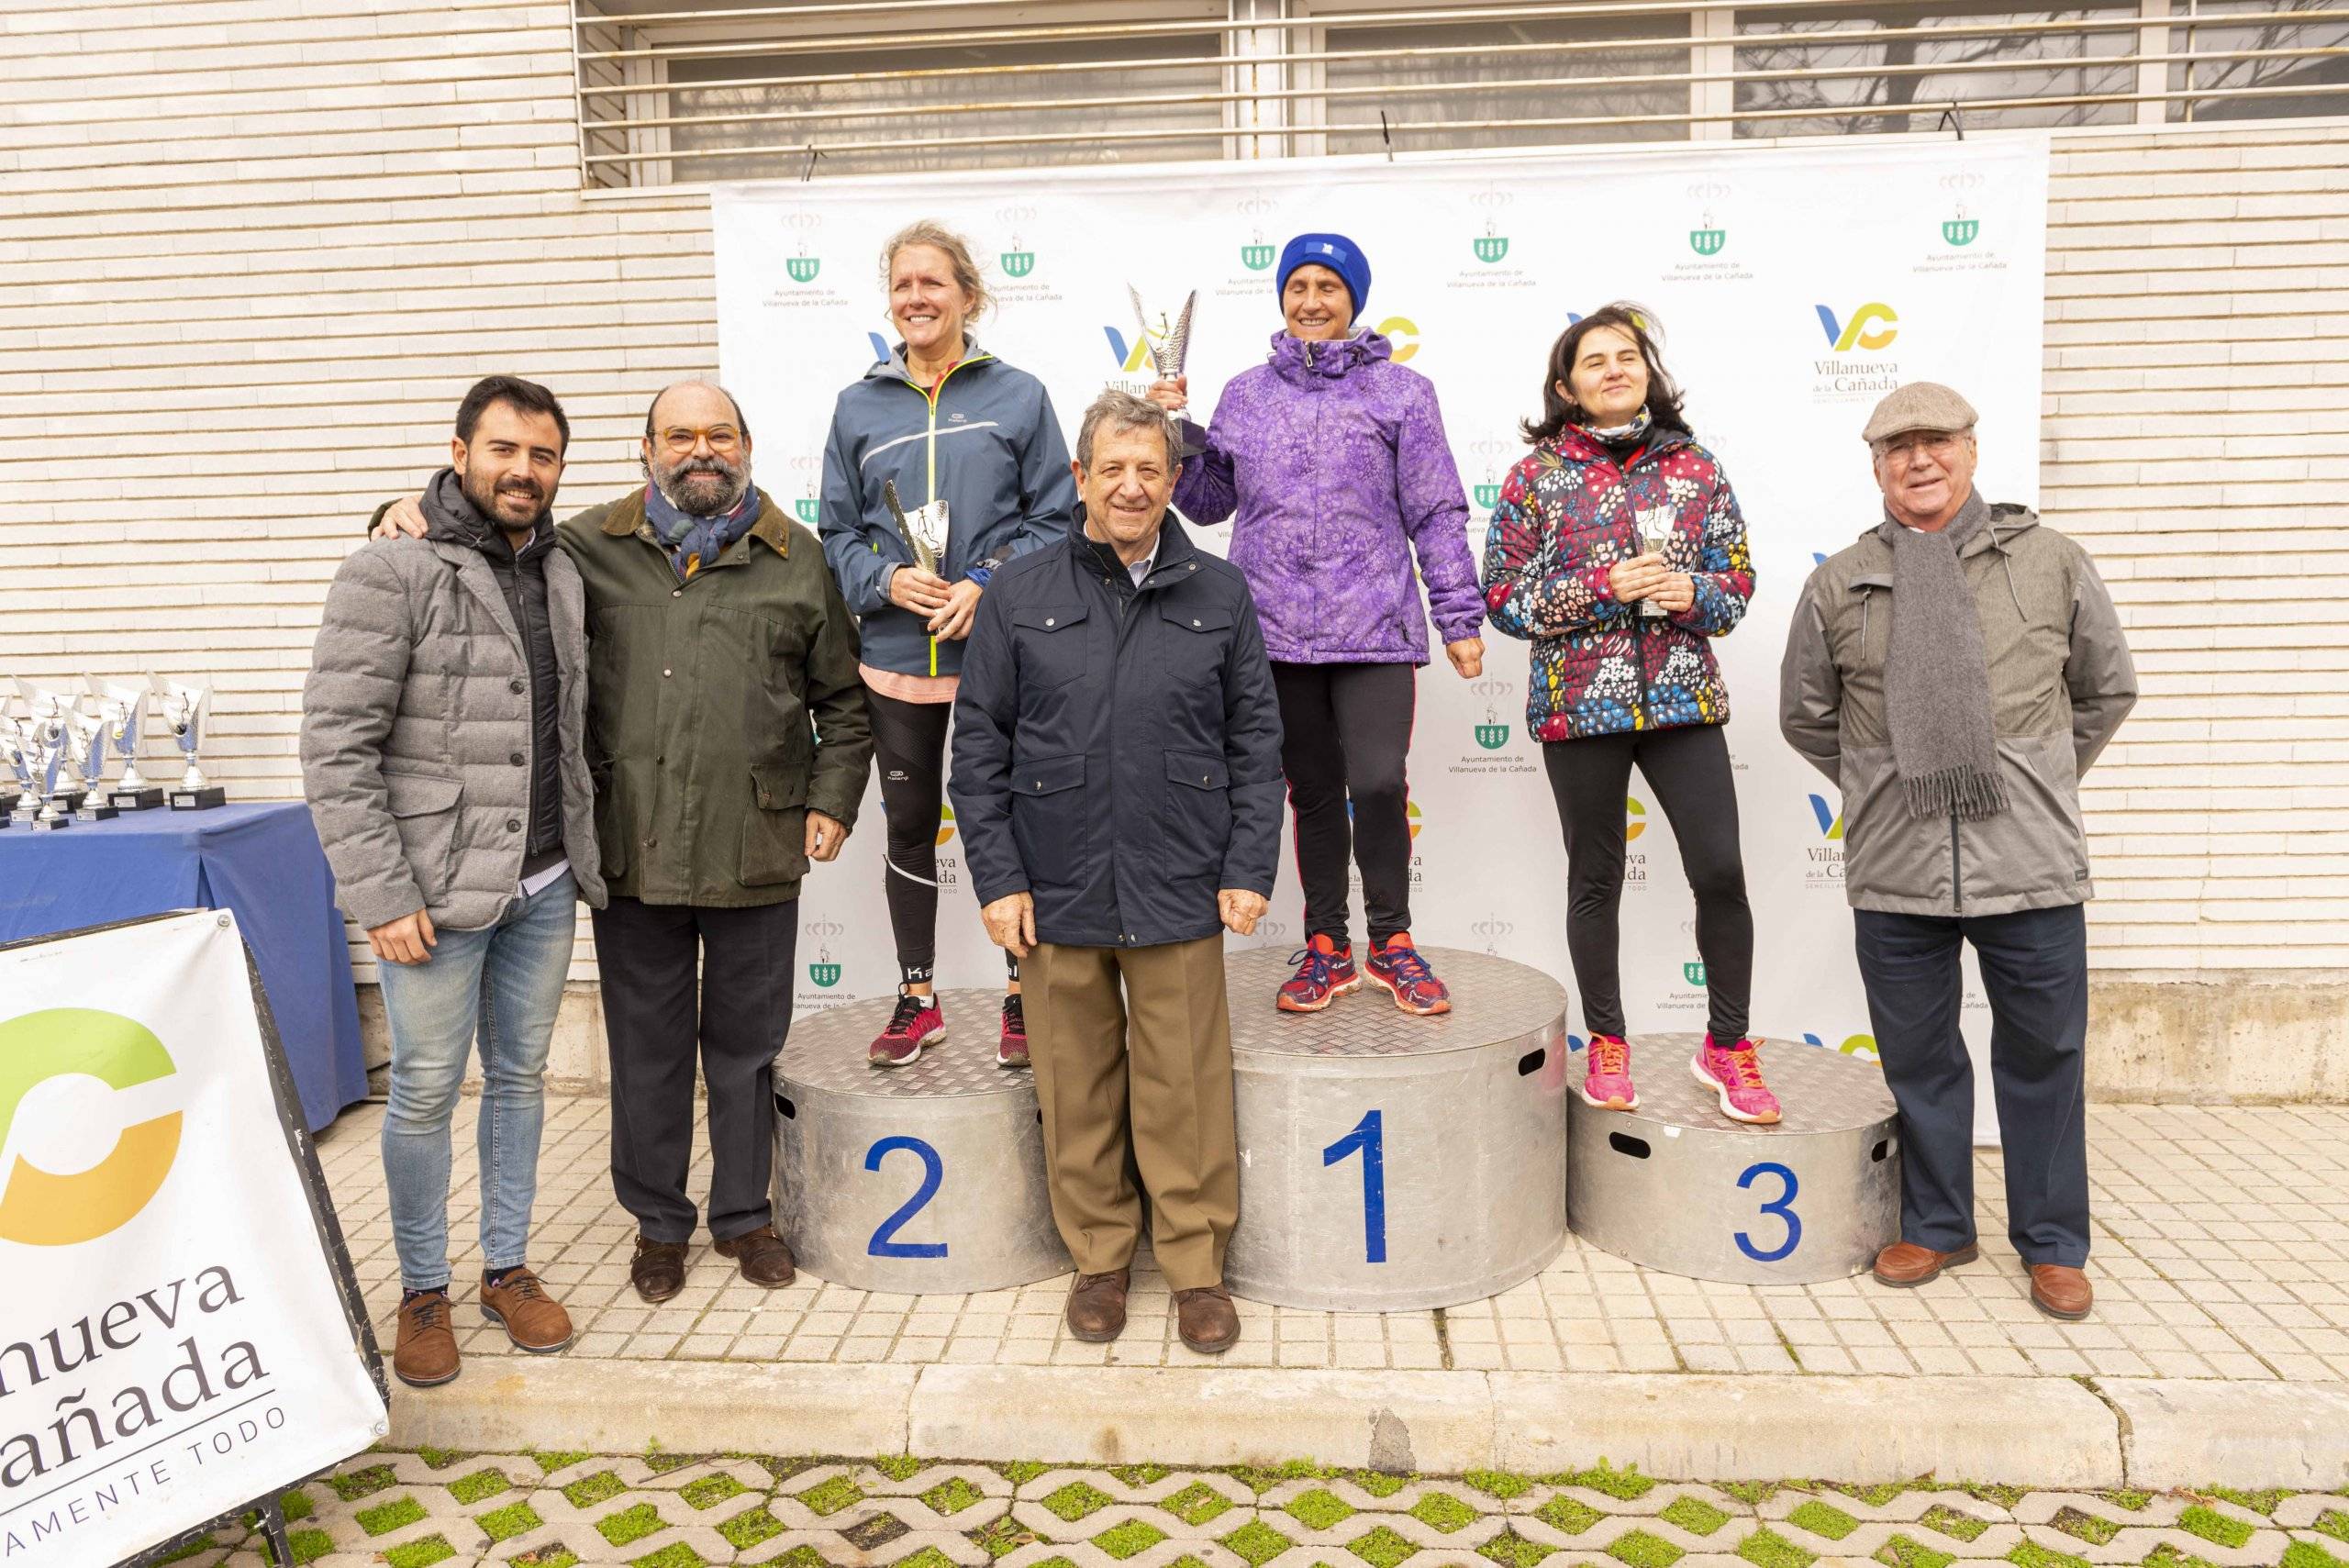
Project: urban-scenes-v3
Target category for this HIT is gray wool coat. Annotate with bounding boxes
[1778,503,2137,918]
[302,533,606,932]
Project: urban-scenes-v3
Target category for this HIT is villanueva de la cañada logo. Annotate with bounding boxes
[1470,437,1510,510]
[1689,210,1726,257]
[806,918,845,989]
[0,1009,182,1248]
[1805,792,1846,890]
[1943,204,1979,248]
[1000,234,1035,279]
[785,244,821,284]
[789,452,821,525]
[1811,300,1901,404]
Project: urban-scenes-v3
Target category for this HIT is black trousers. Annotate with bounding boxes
[1274,661,1416,946]
[1542,724,1753,1041]
[592,895,796,1243]
[870,688,1014,986]
[1855,901,2091,1268]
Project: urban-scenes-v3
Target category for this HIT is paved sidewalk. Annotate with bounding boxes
[154,1447,2349,1567]
[318,1095,2349,1384]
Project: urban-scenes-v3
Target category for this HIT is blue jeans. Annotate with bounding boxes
[376,873,575,1291]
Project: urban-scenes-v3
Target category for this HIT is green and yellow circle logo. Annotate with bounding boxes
[0,1009,182,1247]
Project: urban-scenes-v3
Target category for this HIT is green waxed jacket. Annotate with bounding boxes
[562,485,874,907]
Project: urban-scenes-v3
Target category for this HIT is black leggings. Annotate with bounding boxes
[1542,724,1753,1041]
[1274,662,1416,947]
[868,689,1014,987]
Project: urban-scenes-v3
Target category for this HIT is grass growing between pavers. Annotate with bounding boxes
[1659,1497,1731,1538]
[2286,1544,2349,1568]
[2176,1506,2255,1550]
[1353,1470,1414,1499]
[480,1501,547,1542]
[718,1505,787,1551]
[1410,1491,1481,1533]
[1738,1528,1819,1568]
[1352,1524,1422,1567]
[680,1472,749,1509]
[1920,1506,1994,1543]
[596,1502,669,1547]
[1479,1531,1558,1567]
[1111,1463,1172,1487]
[1162,1482,1235,1527]
[382,1536,457,1568]
[327,1462,397,1501]
[923,1475,987,1515]
[1605,1528,1685,1568]
[1876,1534,1958,1568]
[2005,1540,2089,1568]
[797,1474,868,1516]
[1468,1470,1536,1501]
[1044,1480,1117,1521]
[2319,1513,2349,1546]
[1096,1520,1171,1559]
[1288,1487,1360,1530]
[2204,1488,2289,1517]
[449,1465,513,1505]
[513,1549,583,1568]
[971,1513,1043,1558]
[355,1495,428,1536]
[1536,1496,1604,1536]
[2051,1507,2122,1546]
[1223,1519,1298,1565]
[563,1468,630,1507]
[1787,1501,1860,1540]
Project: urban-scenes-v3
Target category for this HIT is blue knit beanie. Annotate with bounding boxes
[1276,232,1371,323]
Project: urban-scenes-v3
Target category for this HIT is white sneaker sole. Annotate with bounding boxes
[1276,975,1361,1013]
[1690,1054,1782,1125]
[870,1026,946,1069]
[1577,1083,1639,1111]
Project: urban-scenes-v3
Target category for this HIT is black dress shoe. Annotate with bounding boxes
[630,1235,689,1303]
[714,1224,796,1286]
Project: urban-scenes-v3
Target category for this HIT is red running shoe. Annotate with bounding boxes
[1364,931,1452,1016]
[1276,933,1360,1012]
[869,988,944,1067]
[997,993,1030,1070]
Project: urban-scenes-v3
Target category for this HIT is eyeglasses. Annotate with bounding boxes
[658,427,741,454]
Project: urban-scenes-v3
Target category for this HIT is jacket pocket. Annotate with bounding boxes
[1009,751,1087,891]
[740,763,810,888]
[1158,601,1233,685]
[590,762,626,883]
[1011,605,1091,689]
[384,771,463,905]
[1162,749,1232,884]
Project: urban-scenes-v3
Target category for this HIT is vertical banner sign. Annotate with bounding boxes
[0,911,386,1565]
[715,138,2048,1142]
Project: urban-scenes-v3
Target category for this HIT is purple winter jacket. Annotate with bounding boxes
[1174,329,1484,665]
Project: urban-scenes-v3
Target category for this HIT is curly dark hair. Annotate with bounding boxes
[1520,302,1693,445]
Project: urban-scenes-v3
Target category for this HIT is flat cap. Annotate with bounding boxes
[1862,381,1978,444]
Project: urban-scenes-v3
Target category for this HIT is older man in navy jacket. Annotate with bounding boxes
[951,388,1284,1355]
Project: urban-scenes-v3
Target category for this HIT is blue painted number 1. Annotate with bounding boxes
[1733,1161,1801,1262]
[865,1135,948,1258]
[1323,1109,1388,1263]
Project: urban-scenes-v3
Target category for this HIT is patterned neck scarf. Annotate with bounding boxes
[1575,406,1653,450]
[644,481,761,581]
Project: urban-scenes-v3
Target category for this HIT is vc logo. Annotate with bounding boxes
[1816,302,1898,351]
[1376,317,1420,364]
[1625,795,1647,841]
[0,1010,182,1247]
[1808,794,1844,840]
[1803,1031,1879,1061]
[937,804,957,848]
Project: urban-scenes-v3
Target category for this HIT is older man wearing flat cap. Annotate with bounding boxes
[1779,383,2136,1321]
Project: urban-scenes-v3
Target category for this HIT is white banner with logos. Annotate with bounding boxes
[714,137,2048,1139]
[0,911,386,1566]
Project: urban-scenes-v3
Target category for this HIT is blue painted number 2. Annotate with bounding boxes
[1323,1109,1388,1263]
[865,1135,948,1259]
[1733,1161,1801,1262]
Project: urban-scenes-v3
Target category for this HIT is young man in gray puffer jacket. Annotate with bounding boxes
[1780,382,2135,1324]
[302,375,605,1390]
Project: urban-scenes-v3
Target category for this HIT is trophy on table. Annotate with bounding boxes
[149,673,227,810]
[69,702,119,822]
[90,676,164,811]
[0,716,32,824]
[13,679,87,818]
[1634,506,1678,620]
[1128,284,1197,388]
[880,479,946,578]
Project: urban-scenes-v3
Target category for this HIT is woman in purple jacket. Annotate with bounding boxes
[1148,233,1485,1017]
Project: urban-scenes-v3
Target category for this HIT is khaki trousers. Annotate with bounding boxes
[1023,934,1240,1290]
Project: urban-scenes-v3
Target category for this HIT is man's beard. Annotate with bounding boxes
[651,452,751,518]
[462,466,545,528]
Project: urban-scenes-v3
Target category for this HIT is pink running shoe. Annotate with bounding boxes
[1692,1035,1784,1125]
[870,989,945,1068]
[1580,1033,1637,1110]
[1364,931,1452,1016]
[996,994,1029,1070]
[1277,933,1360,1013]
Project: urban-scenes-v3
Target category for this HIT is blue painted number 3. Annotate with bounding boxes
[1733,1161,1801,1262]
[865,1135,948,1259]
[1323,1109,1388,1263]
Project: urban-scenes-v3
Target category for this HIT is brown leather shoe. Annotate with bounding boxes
[2030,1263,2094,1320]
[1872,1240,1979,1287]
[1065,1269,1130,1342]
[630,1235,689,1303]
[714,1224,796,1287]
[481,1268,573,1352]
[393,1291,461,1388]
[1175,1285,1241,1354]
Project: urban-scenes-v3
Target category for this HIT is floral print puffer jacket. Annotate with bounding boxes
[1479,422,1753,740]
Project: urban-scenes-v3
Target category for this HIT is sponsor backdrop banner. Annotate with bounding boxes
[0,912,386,1565]
[714,138,2047,1139]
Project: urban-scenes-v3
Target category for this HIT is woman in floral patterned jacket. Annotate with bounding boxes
[1480,302,1783,1125]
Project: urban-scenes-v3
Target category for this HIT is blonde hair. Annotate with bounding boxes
[880,219,992,325]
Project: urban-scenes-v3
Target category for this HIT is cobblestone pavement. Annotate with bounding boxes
[315,1095,2349,1382]
[159,1448,2349,1568]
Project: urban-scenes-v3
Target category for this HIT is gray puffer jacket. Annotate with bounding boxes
[1778,502,2136,917]
[303,491,606,932]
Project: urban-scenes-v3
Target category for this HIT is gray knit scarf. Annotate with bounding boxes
[1885,488,2009,820]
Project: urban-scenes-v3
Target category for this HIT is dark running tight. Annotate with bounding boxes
[868,687,1015,988]
[1272,662,1416,948]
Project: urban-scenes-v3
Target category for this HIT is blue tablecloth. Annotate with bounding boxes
[0,801,368,1131]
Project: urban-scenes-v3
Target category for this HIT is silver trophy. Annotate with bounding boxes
[70,702,119,822]
[13,679,86,820]
[880,479,946,578]
[91,677,163,810]
[149,673,226,809]
[1126,284,1197,383]
[1635,506,1677,620]
[0,713,33,824]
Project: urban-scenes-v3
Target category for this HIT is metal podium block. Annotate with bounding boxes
[1222,947,1570,1311]
[1566,1033,1900,1285]
[774,991,1070,1295]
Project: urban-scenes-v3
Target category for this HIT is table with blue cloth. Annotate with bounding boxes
[0,801,369,1131]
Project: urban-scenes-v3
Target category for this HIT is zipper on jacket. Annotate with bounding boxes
[1950,813,1963,915]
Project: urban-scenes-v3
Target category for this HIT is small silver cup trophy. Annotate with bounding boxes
[92,677,163,810]
[70,701,119,822]
[0,715,35,826]
[1127,284,1197,389]
[14,679,86,826]
[880,479,946,578]
[150,673,227,810]
[1635,506,1677,620]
